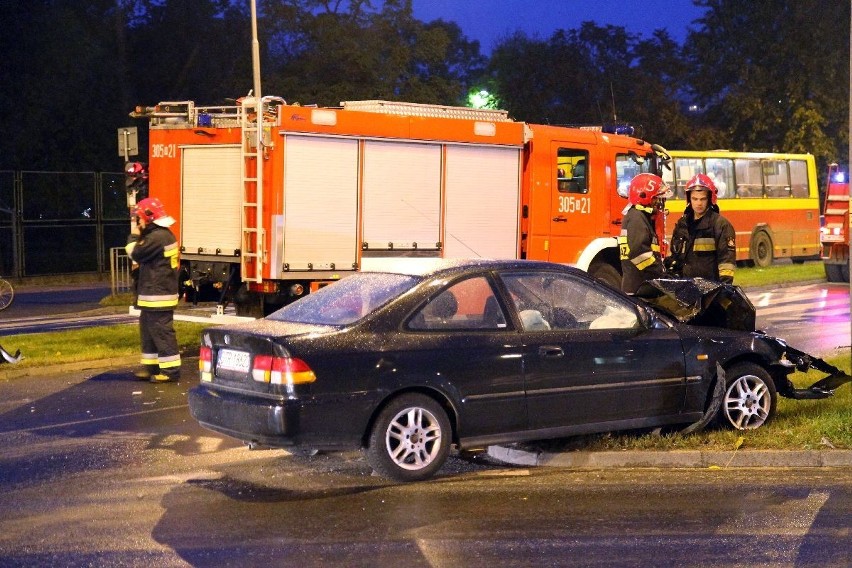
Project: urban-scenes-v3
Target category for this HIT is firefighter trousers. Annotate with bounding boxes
[139,310,181,378]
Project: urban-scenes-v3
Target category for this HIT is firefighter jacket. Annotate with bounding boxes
[619,205,665,294]
[670,207,736,283]
[125,224,179,311]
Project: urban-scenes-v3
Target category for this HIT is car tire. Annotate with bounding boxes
[750,231,773,268]
[716,363,777,430]
[366,394,451,482]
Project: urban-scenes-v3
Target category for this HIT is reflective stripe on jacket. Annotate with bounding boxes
[127,225,179,310]
[670,208,736,283]
[619,206,665,294]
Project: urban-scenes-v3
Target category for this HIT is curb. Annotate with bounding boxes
[487,446,852,469]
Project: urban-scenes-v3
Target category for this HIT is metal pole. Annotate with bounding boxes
[848,3,851,355]
[250,0,262,101]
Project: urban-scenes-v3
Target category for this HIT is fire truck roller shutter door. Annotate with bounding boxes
[444,145,521,259]
[282,135,359,271]
[181,146,242,255]
[362,141,441,251]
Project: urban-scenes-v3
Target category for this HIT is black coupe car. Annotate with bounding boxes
[188,259,847,481]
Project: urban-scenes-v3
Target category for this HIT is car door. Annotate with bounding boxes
[400,275,527,439]
[497,270,687,430]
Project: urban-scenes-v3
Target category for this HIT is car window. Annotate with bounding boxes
[268,273,417,325]
[499,271,640,331]
[408,276,507,331]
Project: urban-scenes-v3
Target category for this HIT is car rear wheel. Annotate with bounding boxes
[366,394,451,482]
[717,363,777,430]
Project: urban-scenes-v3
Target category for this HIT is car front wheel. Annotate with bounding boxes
[366,394,451,482]
[718,363,777,430]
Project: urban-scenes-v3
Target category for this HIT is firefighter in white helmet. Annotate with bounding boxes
[668,173,736,283]
[125,197,181,383]
[619,173,672,294]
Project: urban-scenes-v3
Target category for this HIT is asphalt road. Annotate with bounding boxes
[0,365,849,566]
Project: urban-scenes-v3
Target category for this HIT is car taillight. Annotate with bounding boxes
[199,346,213,382]
[251,355,316,385]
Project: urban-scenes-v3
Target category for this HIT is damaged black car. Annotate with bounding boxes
[188,259,850,481]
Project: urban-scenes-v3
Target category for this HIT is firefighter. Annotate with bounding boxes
[668,173,736,284]
[619,173,671,294]
[126,197,181,383]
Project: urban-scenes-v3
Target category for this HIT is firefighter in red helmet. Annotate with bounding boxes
[619,173,671,293]
[668,173,736,283]
[125,197,181,382]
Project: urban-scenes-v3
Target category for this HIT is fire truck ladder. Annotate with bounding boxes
[240,96,265,283]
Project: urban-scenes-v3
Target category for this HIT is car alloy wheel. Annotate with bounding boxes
[366,394,451,482]
[719,363,777,430]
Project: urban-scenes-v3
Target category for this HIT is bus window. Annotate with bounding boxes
[735,159,764,197]
[615,153,652,198]
[556,148,589,194]
[664,150,820,265]
[660,160,675,194]
[789,160,810,197]
[763,160,791,198]
[673,158,703,199]
[705,158,734,199]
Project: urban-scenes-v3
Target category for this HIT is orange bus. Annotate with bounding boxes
[661,150,821,267]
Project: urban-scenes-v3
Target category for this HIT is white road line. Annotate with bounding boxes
[715,491,830,538]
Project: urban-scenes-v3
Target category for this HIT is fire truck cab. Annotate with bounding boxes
[132,97,661,316]
[821,163,850,282]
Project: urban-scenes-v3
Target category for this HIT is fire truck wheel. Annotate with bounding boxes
[825,263,849,283]
[234,285,265,318]
[589,262,621,289]
[825,264,841,282]
[750,231,773,268]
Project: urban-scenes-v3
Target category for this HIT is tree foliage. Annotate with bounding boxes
[261,0,484,106]
[0,0,847,173]
[687,0,849,166]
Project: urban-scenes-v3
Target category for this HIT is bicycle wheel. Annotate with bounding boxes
[0,278,14,311]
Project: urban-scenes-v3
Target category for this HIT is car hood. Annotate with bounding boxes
[635,277,755,332]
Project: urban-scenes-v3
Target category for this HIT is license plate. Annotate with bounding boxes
[217,348,250,373]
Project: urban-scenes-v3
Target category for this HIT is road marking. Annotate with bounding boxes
[715,490,830,537]
[11,403,189,433]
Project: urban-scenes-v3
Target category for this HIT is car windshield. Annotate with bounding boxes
[267,272,418,326]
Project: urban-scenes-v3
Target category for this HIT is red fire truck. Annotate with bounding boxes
[130,96,663,315]
[821,163,850,282]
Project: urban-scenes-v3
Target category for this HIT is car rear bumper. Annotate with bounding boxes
[188,384,368,450]
[188,384,303,447]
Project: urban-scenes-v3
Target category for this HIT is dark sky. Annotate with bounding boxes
[411,0,707,52]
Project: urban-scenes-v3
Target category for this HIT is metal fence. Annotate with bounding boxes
[0,170,131,279]
[110,247,133,294]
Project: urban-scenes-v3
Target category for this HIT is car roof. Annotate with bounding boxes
[360,257,581,278]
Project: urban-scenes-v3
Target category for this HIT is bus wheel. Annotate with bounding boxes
[589,261,621,289]
[750,231,773,268]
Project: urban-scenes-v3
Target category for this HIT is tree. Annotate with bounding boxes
[686,0,849,166]
[485,22,695,150]
[261,0,485,106]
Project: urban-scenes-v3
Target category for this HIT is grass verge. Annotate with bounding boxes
[1,322,209,368]
[734,260,826,288]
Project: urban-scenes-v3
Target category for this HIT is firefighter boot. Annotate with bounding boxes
[133,365,159,381]
[150,370,180,383]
